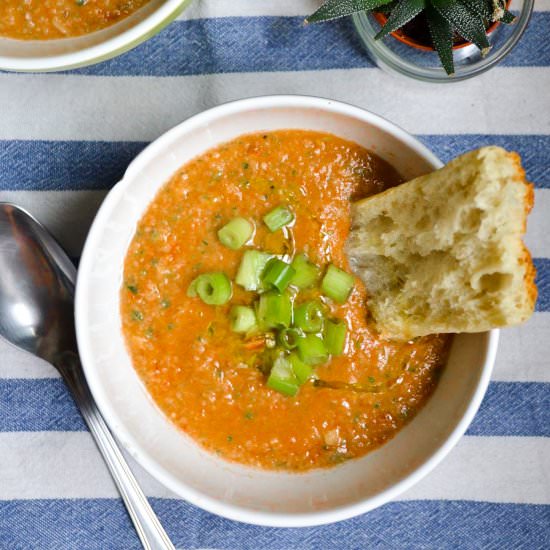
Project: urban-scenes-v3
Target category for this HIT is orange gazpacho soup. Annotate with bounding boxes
[121,130,451,471]
[0,0,151,40]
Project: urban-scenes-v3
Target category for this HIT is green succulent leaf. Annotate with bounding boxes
[500,9,516,23]
[459,0,491,19]
[376,0,400,15]
[426,6,454,75]
[433,0,491,53]
[461,0,515,23]
[306,0,394,23]
[375,0,427,40]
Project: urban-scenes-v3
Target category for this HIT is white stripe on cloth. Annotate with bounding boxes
[1,313,549,381]
[0,68,549,141]
[0,190,106,258]
[1,312,549,383]
[526,190,550,258]
[1,188,548,260]
[2,314,549,381]
[495,314,550,382]
[0,432,548,503]
[0,342,58,378]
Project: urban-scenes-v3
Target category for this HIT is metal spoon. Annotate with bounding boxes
[0,203,174,550]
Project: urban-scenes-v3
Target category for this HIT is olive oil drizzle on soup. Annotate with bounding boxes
[0,0,151,40]
[121,130,451,471]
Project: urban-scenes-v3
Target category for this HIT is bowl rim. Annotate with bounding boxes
[0,0,191,72]
[75,95,499,527]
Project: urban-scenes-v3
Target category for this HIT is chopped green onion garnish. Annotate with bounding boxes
[321,264,355,304]
[294,300,325,333]
[257,291,292,329]
[187,272,232,305]
[263,205,294,232]
[267,356,299,397]
[297,334,328,365]
[324,319,347,356]
[230,305,257,333]
[289,352,313,385]
[235,250,272,291]
[261,258,296,292]
[217,217,254,250]
[289,254,320,289]
[278,327,304,350]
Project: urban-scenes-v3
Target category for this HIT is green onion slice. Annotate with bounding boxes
[267,355,299,397]
[321,264,355,304]
[261,258,296,292]
[263,205,294,232]
[289,254,320,289]
[294,300,325,333]
[230,305,257,333]
[289,352,313,385]
[257,291,293,329]
[187,272,232,305]
[235,250,272,291]
[278,327,304,350]
[324,319,347,356]
[217,217,254,250]
[297,334,328,365]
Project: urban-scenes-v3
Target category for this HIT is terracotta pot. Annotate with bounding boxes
[373,11,503,51]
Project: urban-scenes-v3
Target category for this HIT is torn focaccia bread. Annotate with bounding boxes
[346,146,537,340]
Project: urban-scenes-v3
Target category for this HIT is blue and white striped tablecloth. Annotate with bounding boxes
[1,1,549,548]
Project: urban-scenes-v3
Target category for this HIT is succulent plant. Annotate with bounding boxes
[307,0,516,75]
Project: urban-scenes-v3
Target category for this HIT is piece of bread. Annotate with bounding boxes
[346,146,537,340]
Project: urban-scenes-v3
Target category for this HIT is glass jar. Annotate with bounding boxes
[352,0,534,83]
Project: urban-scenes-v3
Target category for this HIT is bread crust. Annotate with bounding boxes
[508,149,537,313]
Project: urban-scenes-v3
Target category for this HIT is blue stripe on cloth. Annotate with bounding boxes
[535,259,550,312]
[420,135,550,189]
[0,140,146,191]
[0,499,548,549]
[1,379,548,436]
[0,135,549,191]
[71,16,373,77]
[53,14,550,77]
[467,381,550,436]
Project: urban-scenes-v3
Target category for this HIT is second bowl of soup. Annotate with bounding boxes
[0,0,192,72]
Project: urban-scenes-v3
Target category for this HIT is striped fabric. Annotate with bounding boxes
[1,0,549,548]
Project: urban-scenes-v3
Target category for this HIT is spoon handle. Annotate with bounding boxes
[56,352,175,550]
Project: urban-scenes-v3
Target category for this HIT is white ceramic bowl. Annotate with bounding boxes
[0,0,191,72]
[75,96,498,527]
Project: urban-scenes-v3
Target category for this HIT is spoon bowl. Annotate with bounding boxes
[0,203,76,362]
